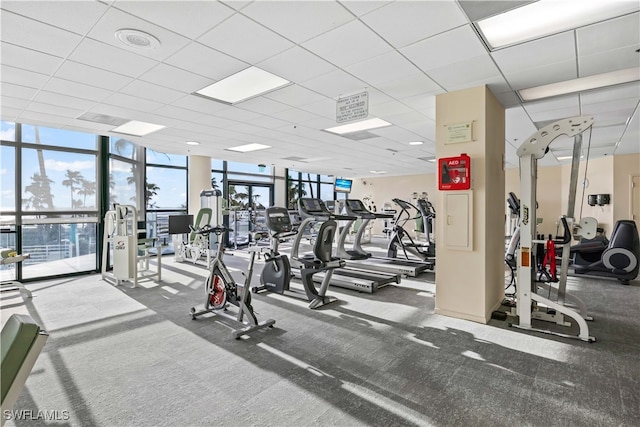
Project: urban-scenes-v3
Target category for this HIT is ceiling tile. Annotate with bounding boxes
[119,80,184,104]
[28,101,84,118]
[338,1,388,17]
[491,32,576,75]
[345,51,421,87]
[361,0,468,48]
[102,92,164,113]
[581,82,640,105]
[138,63,213,94]
[113,0,235,39]
[504,60,577,90]
[376,73,441,99]
[1,83,38,100]
[578,48,640,76]
[241,1,355,43]
[69,38,158,78]
[0,11,82,57]
[54,60,133,91]
[263,85,329,108]
[164,42,247,81]
[43,77,113,102]
[1,0,109,34]
[1,65,49,89]
[198,13,294,64]
[577,12,639,56]
[302,20,393,68]
[258,46,337,84]
[401,26,488,72]
[1,42,63,76]
[299,69,368,99]
[32,91,97,112]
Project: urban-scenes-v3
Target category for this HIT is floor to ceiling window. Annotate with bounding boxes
[1,122,101,281]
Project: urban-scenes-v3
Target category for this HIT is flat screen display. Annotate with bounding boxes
[168,214,193,235]
[334,178,353,193]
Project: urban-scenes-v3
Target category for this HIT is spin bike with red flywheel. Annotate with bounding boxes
[190,225,275,339]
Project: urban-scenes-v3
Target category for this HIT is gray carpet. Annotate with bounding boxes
[2,244,639,427]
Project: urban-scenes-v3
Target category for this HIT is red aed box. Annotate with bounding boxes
[438,154,471,190]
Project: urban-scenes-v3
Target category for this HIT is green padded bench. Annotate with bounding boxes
[1,314,48,426]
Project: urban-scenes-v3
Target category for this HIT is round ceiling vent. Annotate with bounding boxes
[115,29,160,49]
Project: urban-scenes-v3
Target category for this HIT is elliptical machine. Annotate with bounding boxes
[387,198,435,266]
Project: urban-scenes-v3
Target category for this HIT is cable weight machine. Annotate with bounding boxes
[513,116,596,342]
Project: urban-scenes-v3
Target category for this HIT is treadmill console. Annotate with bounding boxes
[346,199,366,212]
[299,198,325,214]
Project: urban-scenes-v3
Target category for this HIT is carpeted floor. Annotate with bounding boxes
[2,240,639,427]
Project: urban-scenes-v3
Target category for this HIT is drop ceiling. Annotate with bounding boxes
[1,0,638,178]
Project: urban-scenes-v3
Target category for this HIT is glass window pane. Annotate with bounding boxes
[227,161,271,175]
[1,145,15,211]
[21,221,97,279]
[109,158,141,212]
[0,226,16,281]
[22,124,98,150]
[146,166,187,209]
[320,183,334,201]
[211,159,224,171]
[110,137,138,160]
[211,172,223,191]
[320,174,334,183]
[146,149,186,167]
[1,121,16,141]
[22,148,97,211]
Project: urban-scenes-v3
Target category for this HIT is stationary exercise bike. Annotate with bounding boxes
[190,224,275,339]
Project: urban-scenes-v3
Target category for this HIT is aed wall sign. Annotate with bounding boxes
[438,153,471,190]
[336,91,368,123]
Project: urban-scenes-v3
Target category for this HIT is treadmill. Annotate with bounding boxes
[290,198,400,293]
[336,199,432,277]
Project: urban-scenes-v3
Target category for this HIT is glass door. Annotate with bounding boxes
[226,182,273,248]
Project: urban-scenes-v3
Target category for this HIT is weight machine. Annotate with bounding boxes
[514,116,596,342]
[101,204,162,287]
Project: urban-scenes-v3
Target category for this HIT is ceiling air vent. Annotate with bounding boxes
[340,130,379,141]
[77,112,129,126]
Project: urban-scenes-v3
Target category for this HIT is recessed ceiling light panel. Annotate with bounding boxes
[476,1,639,50]
[186,141,200,146]
[225,143,271,153]
[325,118,392,135]
[195,67,291,104]
[112,120,165,136]
[115,29,161,49]
[519,67,640,101]
[409,141,424,145]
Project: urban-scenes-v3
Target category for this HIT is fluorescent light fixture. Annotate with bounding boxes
[225,143,271,153]
[186,141,200,146]
[477,1,639,49]
[194,66,291,104]
[324,118,392,135]
[369,170,387,174]
[112,120,165,136]
[519,67,640,101]
[409,141,424,145]
[557,155,584,161]
[428,158,436,163]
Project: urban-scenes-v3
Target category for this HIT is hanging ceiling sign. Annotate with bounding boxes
[336,91,368,123]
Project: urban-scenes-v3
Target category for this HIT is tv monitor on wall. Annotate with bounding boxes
[334,178,353,193]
